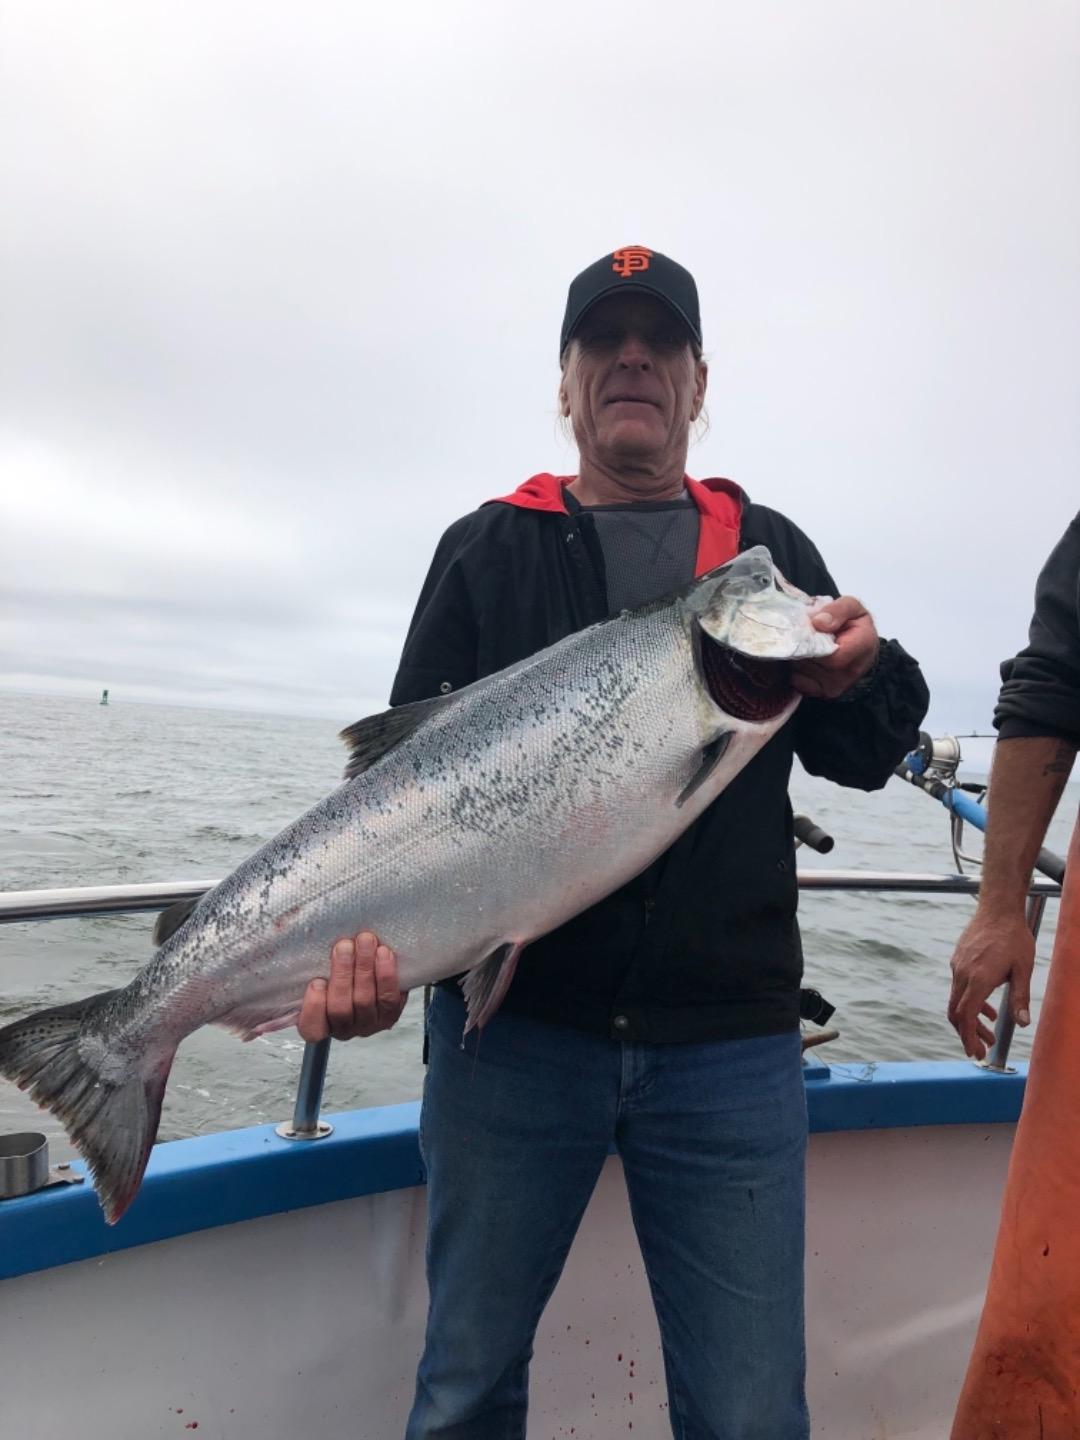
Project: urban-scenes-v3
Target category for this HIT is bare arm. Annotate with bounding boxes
[948,736,1076,1058]
[974,737,1074,914]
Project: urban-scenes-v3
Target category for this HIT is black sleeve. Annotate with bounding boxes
[388,516,482,706]
[994,516,1080,747]
[744,505,930,791]
[794,638,929,790]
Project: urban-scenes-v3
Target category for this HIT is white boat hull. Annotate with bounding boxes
[1,1118,1011,1439]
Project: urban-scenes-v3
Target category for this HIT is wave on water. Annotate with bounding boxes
[193,825,263,844]
[0,690,1077,1141]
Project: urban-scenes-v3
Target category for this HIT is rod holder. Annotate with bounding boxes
[276,1038,333,1140]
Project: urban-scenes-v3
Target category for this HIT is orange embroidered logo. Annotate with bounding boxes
[612,246,653,278]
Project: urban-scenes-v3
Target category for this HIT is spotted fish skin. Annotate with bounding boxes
[0,546,834,1221]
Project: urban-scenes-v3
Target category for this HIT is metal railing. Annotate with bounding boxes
[0,872,1063,925]
[0,871,1060,1133]
[0,882,211,924]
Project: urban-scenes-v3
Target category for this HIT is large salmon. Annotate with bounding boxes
[0,546,835,1221]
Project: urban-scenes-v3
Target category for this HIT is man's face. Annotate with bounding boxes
[560,294,707,474]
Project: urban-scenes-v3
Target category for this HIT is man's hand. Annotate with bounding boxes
[298,931,408,1042]
[792,597,879,699]
[948,912,1034,1060]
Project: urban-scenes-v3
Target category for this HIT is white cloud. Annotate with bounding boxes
[1,0,1077,726]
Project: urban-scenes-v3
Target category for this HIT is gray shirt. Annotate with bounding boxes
[583,493,700,615]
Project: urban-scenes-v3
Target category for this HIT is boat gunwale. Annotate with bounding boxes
[0,1061,1026,1282]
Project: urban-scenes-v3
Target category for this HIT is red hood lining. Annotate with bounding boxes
[487,473,743,576]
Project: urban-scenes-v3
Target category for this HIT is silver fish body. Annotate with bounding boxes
[0,546,835,1220]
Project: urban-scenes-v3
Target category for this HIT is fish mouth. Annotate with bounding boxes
[698,627,795,723]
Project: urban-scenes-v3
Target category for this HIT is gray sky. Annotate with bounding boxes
[2,1,1078,740]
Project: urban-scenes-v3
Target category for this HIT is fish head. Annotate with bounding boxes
[683,546,837,728]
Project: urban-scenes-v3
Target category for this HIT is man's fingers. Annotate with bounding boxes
[791,659,854,699]
[946,974,964,1030]
[327,936,360,1039]
[375,943,406,1019]
[307,931,404,1043]
[972,1000,1000,1057]
[960,1011,983,1059]
[810,595,868,632]
[351,932,378,1018]
[298,978,330,1043]
[956,988,1002,1059]
[952,984,1012,1060]
[951,980,981,1057]
[1010,975,1032,1027]
[792,622,876,696]
[791,668,826,697]
[374,942,398,1003]
[958,1008,978,1058]
[348,932,404,1036]
[948,919,1036,1058]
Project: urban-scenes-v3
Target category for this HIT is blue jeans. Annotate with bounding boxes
[405,988,809,1440]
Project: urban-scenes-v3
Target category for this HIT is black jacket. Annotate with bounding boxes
[995,514,1080,748]
[390,483,930,1043]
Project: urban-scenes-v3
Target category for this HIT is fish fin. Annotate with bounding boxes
[212,999,302,1042]
[675,732,732,808]
[339,695,452,780]
[152,896,202,947]
[460,942,523,1035]
[0,991,175,1225]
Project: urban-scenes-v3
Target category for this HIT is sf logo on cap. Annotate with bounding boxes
[612,245,653,278]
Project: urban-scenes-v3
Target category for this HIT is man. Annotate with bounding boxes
[948,514,1080,1058]
[301,248,929,1439]
[947,526,1080,1439]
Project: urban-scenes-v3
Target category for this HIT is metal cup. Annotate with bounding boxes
[0,1132,50,1199]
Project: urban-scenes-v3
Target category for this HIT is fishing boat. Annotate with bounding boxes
[99,688,109,706]
[0,735,1061,1439]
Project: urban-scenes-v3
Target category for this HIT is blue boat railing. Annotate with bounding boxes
[0,869,1061,1135]
[896,732,1067,886]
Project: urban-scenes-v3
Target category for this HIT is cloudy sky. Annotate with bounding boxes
[2,1,1077,736]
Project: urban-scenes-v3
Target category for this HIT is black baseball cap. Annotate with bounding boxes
[560,246,702,356]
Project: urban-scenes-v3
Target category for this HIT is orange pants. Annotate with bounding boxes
[952,822,1080,1439]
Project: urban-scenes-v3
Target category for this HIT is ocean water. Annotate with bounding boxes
[1,690,1075,1161]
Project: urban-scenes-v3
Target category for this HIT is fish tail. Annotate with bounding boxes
[0,990,174,1224]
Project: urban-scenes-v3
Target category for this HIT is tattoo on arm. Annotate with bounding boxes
[1042,742,1076,778]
